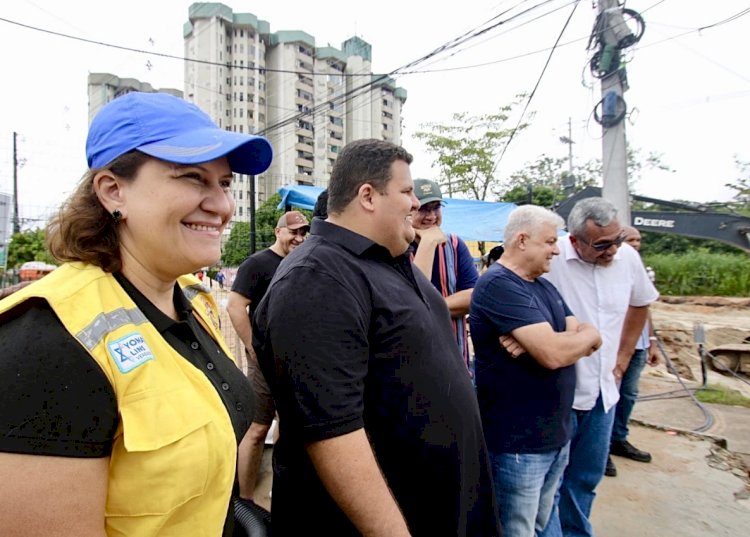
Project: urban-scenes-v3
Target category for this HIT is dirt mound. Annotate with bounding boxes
[652,296,750,382]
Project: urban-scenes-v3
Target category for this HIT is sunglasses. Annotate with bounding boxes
[577,231,626,251]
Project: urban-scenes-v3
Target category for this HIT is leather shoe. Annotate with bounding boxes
[605,456,617,477]
[610,440,652,463]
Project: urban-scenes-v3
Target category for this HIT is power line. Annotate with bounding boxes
[0,15,386,78]
[494,0,582,171]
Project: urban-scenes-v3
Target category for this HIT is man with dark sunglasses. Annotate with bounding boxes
[409,179,479,373]
[540,197,658,537]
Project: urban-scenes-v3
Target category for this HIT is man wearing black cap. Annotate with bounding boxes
[226,210,310,506]
[410,179,479,371]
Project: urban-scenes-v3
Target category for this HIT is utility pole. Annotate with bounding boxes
[249,175,257,255]
[566,117,573,177]
[597,0,630,224]
[559,117,575,194]
[12,132,20,234]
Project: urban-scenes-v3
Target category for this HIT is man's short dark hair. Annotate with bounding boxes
[327,139,413,215]
[313,189,329,220]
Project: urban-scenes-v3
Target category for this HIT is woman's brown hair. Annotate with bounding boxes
[46,151,150,273]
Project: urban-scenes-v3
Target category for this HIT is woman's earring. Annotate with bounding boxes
[112,209,122,224]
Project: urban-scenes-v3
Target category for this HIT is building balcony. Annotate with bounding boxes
[295,157,313,168]
[295,173,314,185]
[296,141,314,153]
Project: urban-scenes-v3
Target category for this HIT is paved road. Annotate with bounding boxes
[591,373,750,537]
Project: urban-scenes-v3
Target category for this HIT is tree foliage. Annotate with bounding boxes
[222,222,251,267]
[499,146,672,208]
[6,228,55,269]
[725,157,750,214]
[413,96,528,201]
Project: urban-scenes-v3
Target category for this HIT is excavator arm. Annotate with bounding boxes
[554,186,750,252]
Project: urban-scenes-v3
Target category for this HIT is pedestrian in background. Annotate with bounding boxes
[226,210,309,508]
[606,226,660,477]
[409,178,479,371]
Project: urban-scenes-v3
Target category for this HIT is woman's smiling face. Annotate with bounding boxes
[117,156,235,279]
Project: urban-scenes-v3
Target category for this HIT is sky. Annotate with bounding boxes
[0,0,748,229]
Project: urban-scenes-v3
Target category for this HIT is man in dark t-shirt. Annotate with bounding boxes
[226,210,309,503]
[471,205,601,537]
[254,139,500,536]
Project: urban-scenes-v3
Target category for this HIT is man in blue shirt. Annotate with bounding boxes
[410,178,478,369]
[471,205,601,537]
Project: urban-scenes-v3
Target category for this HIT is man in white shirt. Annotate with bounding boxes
[541,198,659,537]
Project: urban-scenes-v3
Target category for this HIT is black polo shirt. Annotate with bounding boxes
[254,219,501,537]
[0,273,254,457]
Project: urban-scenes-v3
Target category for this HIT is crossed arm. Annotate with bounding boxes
[502,316,602,369]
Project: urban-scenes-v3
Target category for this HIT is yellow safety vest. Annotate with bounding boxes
[0,262,237,537]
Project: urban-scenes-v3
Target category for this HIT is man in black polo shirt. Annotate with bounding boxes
[254,139,501,537]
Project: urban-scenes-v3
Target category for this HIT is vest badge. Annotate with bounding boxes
[107,331,155,373]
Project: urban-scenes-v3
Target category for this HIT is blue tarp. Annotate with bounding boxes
[277,184,517,242]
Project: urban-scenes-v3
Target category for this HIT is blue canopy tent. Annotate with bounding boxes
[277,185,517,243]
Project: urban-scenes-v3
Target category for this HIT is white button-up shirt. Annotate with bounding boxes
[543,236,659,412]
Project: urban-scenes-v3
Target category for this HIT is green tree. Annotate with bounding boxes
[254,193,285,249]
[7,228,55,269]
[222,222,251,266]
[725,157,750,214]
[500,146,671,207]
[413,96,529,201]
[502,184,558,207]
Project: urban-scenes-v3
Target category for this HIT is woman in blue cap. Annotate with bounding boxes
[0,92,273,536]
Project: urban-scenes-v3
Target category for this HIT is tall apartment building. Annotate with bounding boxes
[87,73,183,124]
[183,2,407,224]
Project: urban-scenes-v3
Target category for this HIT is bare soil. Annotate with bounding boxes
[651,296,750,390]
[590,295,750,536]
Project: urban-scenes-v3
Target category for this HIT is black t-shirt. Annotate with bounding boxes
[0,273,255,458]
[231,248,283,318]
[254,219,501,537]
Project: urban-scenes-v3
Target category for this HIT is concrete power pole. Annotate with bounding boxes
[559,117,576,195]
[597,0,630,224]
[12,132,20,234]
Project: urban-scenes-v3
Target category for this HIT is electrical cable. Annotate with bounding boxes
[704,349,750,387]
[593,92,626,127]
[635,333,715,433]
[493,0,581,173]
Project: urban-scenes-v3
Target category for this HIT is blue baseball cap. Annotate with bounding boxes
[86,92,273,175]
